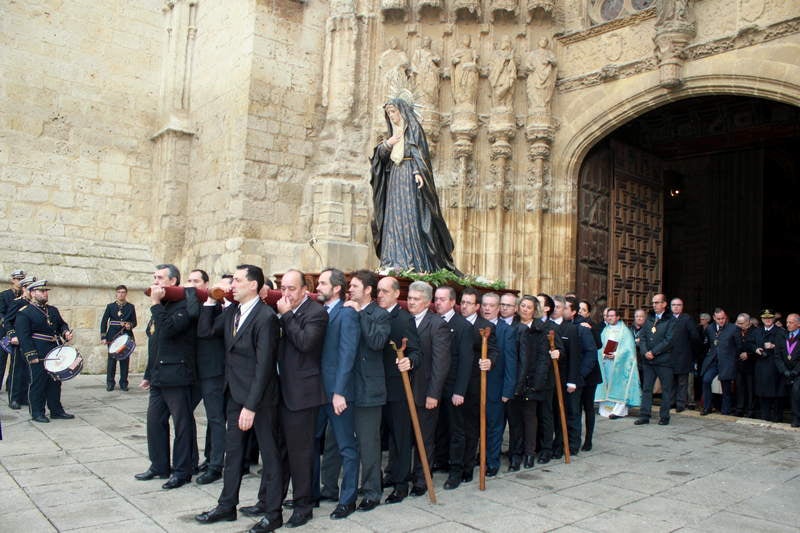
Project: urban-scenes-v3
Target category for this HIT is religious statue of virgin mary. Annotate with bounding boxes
[370,95,460,274]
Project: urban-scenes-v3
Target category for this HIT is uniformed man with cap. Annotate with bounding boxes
[15,279,75,423]
[0,269,26,391]
[100,285,137,391]
[4,275,37,409]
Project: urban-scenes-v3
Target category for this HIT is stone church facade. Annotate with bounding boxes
[2,0,798,371]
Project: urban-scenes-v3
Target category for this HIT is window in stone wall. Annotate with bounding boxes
[588,0,655,25]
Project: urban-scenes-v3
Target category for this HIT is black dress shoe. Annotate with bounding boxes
[106,384,115,391]
[195,506,236,524]
[537,453,551,464]
[443,475,461,490]
[134,468,169,481]
[356,499,379,512]
[634,417,650,425]
[120,384,129,391]
[410,486,426,497]
[508,455,521,471]
[524,454,535,469]
[239,503,267,517]
[551,451,563,460]
[285,511,312,528]
[330,503,356,519]
[700,409,711,416]
[198,460,209,472]
[658,418,670,425]
[581,441,592,452]
[283,498,320,509]
[248,516,283,533]
[50,412,75,420]
[608,414,621,420]
[385,490,407,504]
[162,475,190,489]
[462,471,473,483]
[486,466,498,477]
[196,469,222,485]
[9,401,20,410]
[31,415,50,423]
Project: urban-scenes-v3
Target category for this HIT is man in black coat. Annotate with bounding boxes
[636,293,674,426]
[194,265,282,531]
[0,269,25,391]
[566,297,602,451]
[398,281,450,497]
[668,298,699,413]
[4,275,36,409]
[135,264,197,489]
[734,313,758,417]
[700,308,738,415]
[754,309,785,422]
[378,276,421,502]
[100,285,137,392]
[274,270,328,528]
[188,271,230,485]
[431,286,472,489]
[456,288,497,486]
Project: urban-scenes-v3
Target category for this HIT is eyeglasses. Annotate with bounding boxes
[500,303,515,308]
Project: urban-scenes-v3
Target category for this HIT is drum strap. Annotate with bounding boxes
[32,333,57,342]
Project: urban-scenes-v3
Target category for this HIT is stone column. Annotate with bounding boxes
[150,0,198,264]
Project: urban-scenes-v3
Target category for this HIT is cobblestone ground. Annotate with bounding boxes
[1,374,799,533]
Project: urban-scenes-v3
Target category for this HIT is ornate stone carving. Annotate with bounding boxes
[490,0,518,21]
[375,38,410,137]
[416,0,445,21]
[489,37,517,113]
[525,37,557,115]
[653,0,696,89]
[450,34,480,153]
[321,0,358,124]
[411,36,442,153]
[452,0,482,22]
[527,0,555,22]
[381,0,408,21]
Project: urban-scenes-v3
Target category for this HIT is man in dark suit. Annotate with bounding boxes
[550,295,582,457]
[457,288,497,485]
[636,293,674,425]
[378,276,421,503]
[346,270,390,512]
[480,292,516,475]
[188,273,231,485]
[734,313,758,417]
[100,285,137,392]
[135,264,197,489]
[774,313,800,427]
[4,275,36,410]
[432,286,473,487]
[566,297,602,452]
[700,308,738,415]
[534,293,564,464]
[274,269,328,528]
[668,298,699,413]
[313,268,359,519]
[398,281,450,495]
[194,265,282,531]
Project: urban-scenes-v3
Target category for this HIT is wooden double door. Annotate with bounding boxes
[576,140,664,321]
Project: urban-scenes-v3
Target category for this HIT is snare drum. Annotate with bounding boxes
[43,346,84,381]
[108,334,135,361]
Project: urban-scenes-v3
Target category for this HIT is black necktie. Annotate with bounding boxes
[233,307,242,336]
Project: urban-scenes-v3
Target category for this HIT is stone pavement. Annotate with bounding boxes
[2,374,799,533]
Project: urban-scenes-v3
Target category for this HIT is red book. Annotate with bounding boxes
[603,339,619,356]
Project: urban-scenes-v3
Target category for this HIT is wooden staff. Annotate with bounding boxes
[479,327,490,490]
[390,338,437,504]
[548,329,570,464]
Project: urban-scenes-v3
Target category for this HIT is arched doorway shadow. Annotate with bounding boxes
[575,94,800,320]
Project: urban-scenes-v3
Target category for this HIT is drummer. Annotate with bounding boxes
[100,285,137,391]
[15,280,75,423]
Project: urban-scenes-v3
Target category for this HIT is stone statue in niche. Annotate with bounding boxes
[525,37,557,115]
[488,37,516,112]
[491,0,519,19]
[376,38,410,136]
[451,34,479,110]
[657,0,690,27]
[411,36,440,110]
[452,0,482,20]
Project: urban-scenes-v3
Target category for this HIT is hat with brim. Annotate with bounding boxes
[11,269,25,279]
[760,309,776,319]
[27,280,50,291]
[20,276,37,288]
